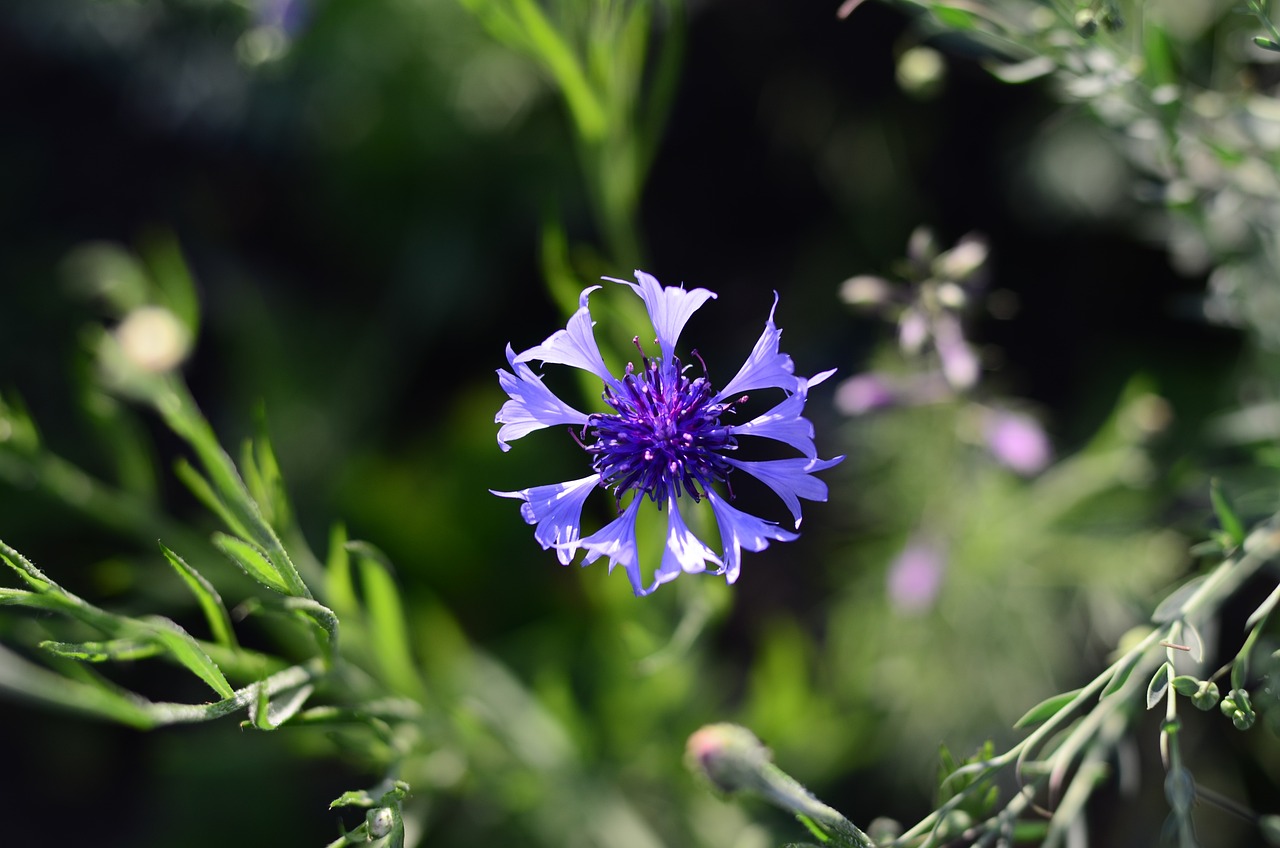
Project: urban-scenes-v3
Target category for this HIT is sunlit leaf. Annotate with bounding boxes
[1013,689,1080,729]
[1210,479,1245,548]
[214,533,290,594]
[141,616,234,699]
[160,544,238,650]
[1146,662,1172,710]
[39,638,162,662]
[349,541,424,699]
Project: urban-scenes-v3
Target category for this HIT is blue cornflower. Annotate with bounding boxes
[493,271,843,596]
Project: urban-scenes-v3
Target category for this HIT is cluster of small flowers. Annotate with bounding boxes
[838,229,1052,615]
[836,227,1051,478]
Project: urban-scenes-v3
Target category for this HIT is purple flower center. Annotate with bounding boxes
[583,352,736,507]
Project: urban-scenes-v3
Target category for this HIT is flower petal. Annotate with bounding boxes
[725,456,844,529]
[577,496,645,595]
[705,490,798,585]
[733,391,818,457]
[491,474,601,564]
[605,270,716,364]
[651,495,722,591]
[495,345,591,451]
[934,314,979,390]
[513,286,616,385]
[715,293,804,400]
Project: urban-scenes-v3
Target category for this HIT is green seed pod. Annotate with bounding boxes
[1074,8,1098,38]
[1223,688,1256,730]
[1191,680,1220,711]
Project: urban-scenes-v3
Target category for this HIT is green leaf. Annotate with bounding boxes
[350,541,425,699]
[276,596,340,664]
[160,544,238,650]
[213,533,290,594]
[1013,688,1080,729]
[1101,652,1141,700]
[139,616,234,699]
[175,459,253,540]
[1259,814,1280,845]
[1170,675,1200,697]
[1245,582,1280,631]
[0,540,53,592]
[0,391,42,454]
[325,523,359,623]
[139,231,201,337]
[794,813,831,843]
[239,419,291,531]
[1210,478,1245,547]
[244,681,313,731]
[1153,575,1207,623]
[1146,662,1173,710]
[0,643,156,729]
[331,789,377,810]
[931,5,978,29]
[39,638,162,662]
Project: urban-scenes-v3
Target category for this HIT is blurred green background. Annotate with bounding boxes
[0,1,1267,846]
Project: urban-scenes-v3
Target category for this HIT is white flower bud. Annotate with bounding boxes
[114,306,190,373]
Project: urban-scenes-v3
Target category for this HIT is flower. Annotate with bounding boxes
[982,409,1052,476]
[493,271,843,596]
[886,537,946,614]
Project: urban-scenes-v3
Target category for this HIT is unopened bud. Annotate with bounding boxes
[367,807,395,839]
[1074,9,1098,38]
[896,46,945,99]
[1191,680,1219,711]
[114,306,191,373]
[1221,688,1255,730]
[686,723,772,795]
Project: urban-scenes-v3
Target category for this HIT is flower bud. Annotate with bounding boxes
[686,723,773,795]
[367,807,395,839]
[1221,688,1255,730]
[1074,8,1098,37]
[896,46,946,99]
[114,306,191,373]
[1191,680,1219,711]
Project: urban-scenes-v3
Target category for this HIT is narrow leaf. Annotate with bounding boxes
[325,523,360,623]
[0,643,155,729]
[160,544,238,650]
[0,540,53,591]
[140,616,234,699]
[1101,652,1141,700]
[1246,582,1280,631]
[985,55,1055,83]
[1210,479,1245,547]
[1014,688,1080,729]
[1153,576,1207,623]
[932,5,979,29]
[213,533,289,594]
[350,541,424,699]
[1146,662,1173,710]
[39,638,162,662]
[175,459,253,540]
[331,790,376,810]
